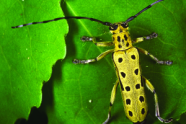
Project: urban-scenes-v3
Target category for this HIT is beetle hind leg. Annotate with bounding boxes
[103,80,119,124]
[157,115,173,123]
[103,113,111,124]
[142,76,173,123]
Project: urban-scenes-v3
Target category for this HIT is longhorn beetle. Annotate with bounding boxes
[12,0,173,123]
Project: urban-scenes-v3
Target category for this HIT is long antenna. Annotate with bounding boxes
[12,0,163,29]
[125,0,163,23]
[12,16,113,29]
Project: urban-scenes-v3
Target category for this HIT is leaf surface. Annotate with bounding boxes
[43,0,186,124]
[0,0,67,123]
[13,0,186,124]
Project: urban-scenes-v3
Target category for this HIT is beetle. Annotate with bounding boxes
[12,0,173,123]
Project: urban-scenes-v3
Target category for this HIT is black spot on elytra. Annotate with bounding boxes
[129,111,133,117]
[126,42,129,47]
[118,45,122,48]
[131,55,136,60]
[125,86,130,91]
[118,58,123,63]
[113,37,115,41]
[141,108,145,114]
[134,69,139,75]
[121,72,126,78]
[122,39,124,43]
[126,99,131,105]
[136,84,140,89]
[139,96,144,103]
[117,36,120,42]
[124,35,128,41]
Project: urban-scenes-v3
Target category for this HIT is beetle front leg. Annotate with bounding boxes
[132,32,158,44]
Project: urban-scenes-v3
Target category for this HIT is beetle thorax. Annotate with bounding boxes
[110,23,133,51]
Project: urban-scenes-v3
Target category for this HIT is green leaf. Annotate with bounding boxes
[177,113,186,124]
[0,0,67,123]
[40,0,186,124]
[4,0,185,124]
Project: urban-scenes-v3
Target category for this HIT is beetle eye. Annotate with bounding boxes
[121,23,128,28]
[109,25,118,30]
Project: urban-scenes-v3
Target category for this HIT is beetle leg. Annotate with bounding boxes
[73,49,114,64]
[142,76,173,123]
[137,48,173,65]
[81,36,114,47]
[103,80,119,124]
[132,32,158,44]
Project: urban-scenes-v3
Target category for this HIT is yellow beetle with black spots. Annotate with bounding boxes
[12,0,173,123]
